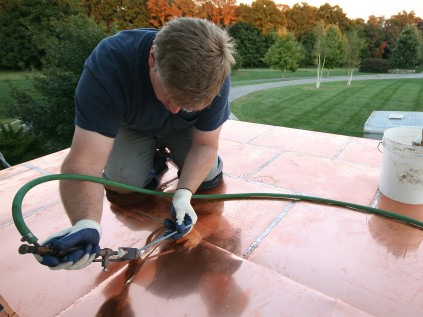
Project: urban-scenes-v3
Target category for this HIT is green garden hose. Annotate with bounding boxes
[12,173,423,245]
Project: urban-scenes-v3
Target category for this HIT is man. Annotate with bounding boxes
[36,18,236,270]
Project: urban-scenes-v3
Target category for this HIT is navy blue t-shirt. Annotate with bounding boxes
[75,28,231,138]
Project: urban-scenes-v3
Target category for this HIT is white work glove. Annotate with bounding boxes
[164,189,198,239]
[35,219,102,270]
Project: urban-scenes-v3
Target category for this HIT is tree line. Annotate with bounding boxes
[0,0,422,168]
[1,0,422,70]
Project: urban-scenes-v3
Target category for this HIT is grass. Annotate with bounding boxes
[0,71,33,102]
[230,67,366,87]
[0,71,34,123]
[230,78,423,137]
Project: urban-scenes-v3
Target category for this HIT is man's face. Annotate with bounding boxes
[148,45,181,114]
[149,67,182,114]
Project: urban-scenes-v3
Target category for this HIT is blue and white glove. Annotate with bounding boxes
[164,189,197,239]
[35,219,101,270]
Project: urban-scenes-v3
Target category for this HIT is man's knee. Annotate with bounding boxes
[104,178,158,206]
[198,156,223,191]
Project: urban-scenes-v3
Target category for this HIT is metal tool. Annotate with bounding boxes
[19,226,187,270]
[92,228,182,269]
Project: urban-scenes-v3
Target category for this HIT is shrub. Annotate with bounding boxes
[391,25,423,69]
[359,58,391,73]
[0,123,45,169]
[5,14,106,155]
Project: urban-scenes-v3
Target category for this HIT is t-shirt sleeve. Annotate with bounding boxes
[195,75,231,132]
[75,67,123,138]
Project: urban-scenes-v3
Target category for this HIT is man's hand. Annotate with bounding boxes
[35,219,101,270]
[164,189,198,239]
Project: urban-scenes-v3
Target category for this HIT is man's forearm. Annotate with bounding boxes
[60,179,104,225]
[59,126,114,225]
[177,144,217,192]
[60,161,105,225]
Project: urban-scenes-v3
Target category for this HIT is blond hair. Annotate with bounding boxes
[153,18,236,110]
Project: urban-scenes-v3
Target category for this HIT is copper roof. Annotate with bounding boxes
[1,120,422,317]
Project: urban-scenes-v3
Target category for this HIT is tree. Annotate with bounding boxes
[0,0,79,69]
[6,14,107,153]
[236,2,252,21]
[197,0,214,20]
[264,32,304,76]
[236,0,285,35]
[147,0,173,28]
[297,30,316,66]
[228,22,273,67]
[250,0,285,34]
[384,10,420,58]
[324,24,346,74]
[207,0,237,26]
[172,0,198,18]
[0,123,44,168]
[317,3,350,32]
[345,30,366,85]
[79,0,127,33]
[285,3,318,41]
[313,21,327,88]
[364,15,386,58]
[118,0,153,29]
[391,24,423,69]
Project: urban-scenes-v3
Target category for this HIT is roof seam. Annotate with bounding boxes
[242,201,296,258]
[333,137,352,160]
[20,163,51,175]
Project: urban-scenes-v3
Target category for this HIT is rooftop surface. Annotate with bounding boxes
[1,119,423,317]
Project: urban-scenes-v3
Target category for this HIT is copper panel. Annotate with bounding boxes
[221,120,273,143]
[0,149,66,225]
[0,169,61,225]
[373,194,423,258]
[0,163,29,181]
[252,151,380,204]
[219,139,281,178]
[0,201,162,316]
[24,149,69,174]
[337,137,382,168]
[249,125,349,158]
[248,201,423,317]
[57,242,338,317]
[1,121,423,317]
[112,176,292,256]
[332,300,376,317]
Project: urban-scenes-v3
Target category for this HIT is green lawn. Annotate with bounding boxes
[0,71,33,102]
[0,71,34,123]
[230,79,423,137]
[230,67,365,87]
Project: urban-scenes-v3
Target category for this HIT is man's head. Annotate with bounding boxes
[151,18,236,112]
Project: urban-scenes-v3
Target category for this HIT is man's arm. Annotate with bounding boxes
[177,126,222,192]
[167,126,222,237]
[60,126,114,224]
[33,126,114,270]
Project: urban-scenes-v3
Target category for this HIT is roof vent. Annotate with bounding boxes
[363,111,423,140]
[388,113,404,120]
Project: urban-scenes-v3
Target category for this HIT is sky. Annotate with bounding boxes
[237,0,423,20]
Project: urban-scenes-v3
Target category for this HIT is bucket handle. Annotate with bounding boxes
[377,141,382,153]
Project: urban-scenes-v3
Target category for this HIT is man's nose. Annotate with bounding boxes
[168,104,181,114]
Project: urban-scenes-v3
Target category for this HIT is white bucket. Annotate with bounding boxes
[379,126,423,204]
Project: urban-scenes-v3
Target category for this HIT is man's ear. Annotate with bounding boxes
[149,45,155,68]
